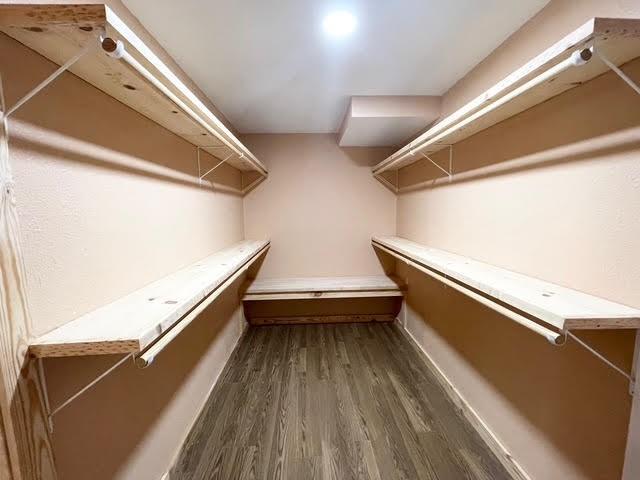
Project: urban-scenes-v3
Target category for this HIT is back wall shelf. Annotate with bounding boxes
[373,236,640,391]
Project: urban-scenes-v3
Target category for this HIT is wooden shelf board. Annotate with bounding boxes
[372,236,640,331]
[30,240,270,358]
[373,17,640,174]
[0,4,267,175]
[243,276,405,301]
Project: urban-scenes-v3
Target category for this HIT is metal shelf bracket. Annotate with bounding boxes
[417,146,453,181]
[38,353,135,433]
[197,146,234,184]
[5,38,97,119]
[596,51,640,96]
[561,330,638,395]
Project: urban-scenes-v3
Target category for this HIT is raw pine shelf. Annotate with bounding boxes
[0,4,267,176]
[30,240,270,358]
[373,17,640,174]
[242,276,405,301]
[372,236,640,332]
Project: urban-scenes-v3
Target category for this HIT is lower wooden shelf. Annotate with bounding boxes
[373,236,640,332]
[248,314,395,326]
[30,240,270,358]
[242,276,405,301]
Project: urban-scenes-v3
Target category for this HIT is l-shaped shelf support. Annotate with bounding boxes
[597,51,640,95]
[37,353,135,432]
[4,36,96,118]
[32,240,270,432]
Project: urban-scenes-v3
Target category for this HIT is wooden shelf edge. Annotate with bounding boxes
[372,236,640,332]
[372,16,640,175]
[29,239,270,358]
[0,4,268,177]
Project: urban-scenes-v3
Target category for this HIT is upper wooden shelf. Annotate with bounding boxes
[372,236,640,332]
[243,276,405,301]
[30,240,270,358]
[0,4,267,176]
[373,17,640,175]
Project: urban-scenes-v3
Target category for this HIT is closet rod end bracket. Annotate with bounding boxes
[101,37,125,59]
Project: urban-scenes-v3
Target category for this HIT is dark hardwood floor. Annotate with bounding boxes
[171,323,513,480]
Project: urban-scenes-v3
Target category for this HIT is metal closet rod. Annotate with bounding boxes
[376,242,639,386]
[373,242,563,345]
[136,243,270,367]
[376,47,593,175]
[41,244,270,430]
[100,37,267,178]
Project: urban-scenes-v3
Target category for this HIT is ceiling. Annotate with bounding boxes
[122,0,550,134]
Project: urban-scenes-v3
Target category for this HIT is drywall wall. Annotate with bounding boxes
[338,96,442,147]
[2,31,248,480]
[394,1,640,478]
[243,134,396,278]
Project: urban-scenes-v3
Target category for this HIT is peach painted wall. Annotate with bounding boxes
[395,1,640,479]
[2,31,248,480]
[242,134,396,278]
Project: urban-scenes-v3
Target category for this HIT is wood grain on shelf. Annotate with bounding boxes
[373,17,640,174]
[0,4,266,175]
[373,236,640,331]
[0,4,106,28]
[1,92,56,478]
[243,276,405,301]
[30,240,270,358]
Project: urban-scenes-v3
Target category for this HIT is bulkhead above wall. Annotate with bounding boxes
[338,95,441,147]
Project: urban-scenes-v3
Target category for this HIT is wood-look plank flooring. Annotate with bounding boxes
[171,323,513,480]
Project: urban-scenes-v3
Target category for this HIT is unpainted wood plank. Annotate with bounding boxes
[30,240,269,357]
[373,236,640,330]
[244,291,403,301]
[0,4,106,28]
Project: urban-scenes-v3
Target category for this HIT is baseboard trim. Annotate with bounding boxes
[160,320,251,480]
[394,319,531,480]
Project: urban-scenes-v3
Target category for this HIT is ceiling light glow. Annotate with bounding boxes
[322,11,357,37]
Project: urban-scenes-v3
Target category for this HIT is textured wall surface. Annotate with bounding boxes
[243,133,396,278]
[2,32,247,480]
